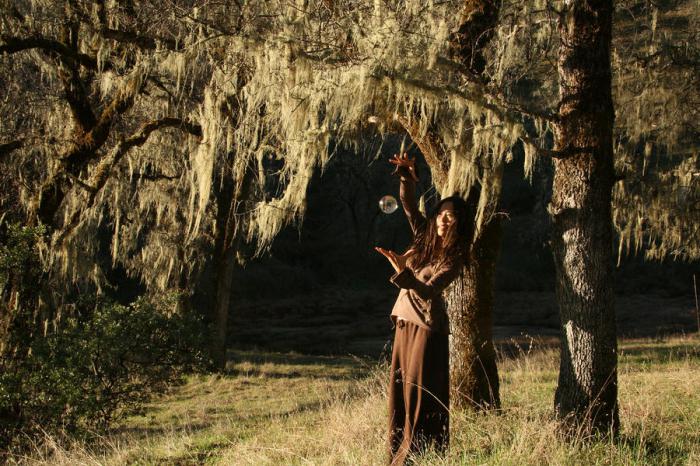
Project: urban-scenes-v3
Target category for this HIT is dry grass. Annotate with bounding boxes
[8,335,700,465]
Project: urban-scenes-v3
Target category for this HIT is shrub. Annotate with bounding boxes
[0,224,208,452]
[0,294,209,451]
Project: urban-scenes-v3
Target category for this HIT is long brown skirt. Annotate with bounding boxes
[388,319,449,465]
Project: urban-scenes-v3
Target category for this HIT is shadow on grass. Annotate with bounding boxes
[109,419,214,439]
[619,341,700,364]
[226,349,371,379]
[617,432,691,465]
[495,335,560,361]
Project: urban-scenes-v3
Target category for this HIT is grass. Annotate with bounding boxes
[10,335,700,465]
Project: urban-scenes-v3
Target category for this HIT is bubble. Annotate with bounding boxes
[379,195,398,214]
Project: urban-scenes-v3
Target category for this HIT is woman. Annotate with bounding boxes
[375,153,475,465]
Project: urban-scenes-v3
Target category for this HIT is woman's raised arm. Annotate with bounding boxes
[389,153,426,235]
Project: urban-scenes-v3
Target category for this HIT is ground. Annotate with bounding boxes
[14,290,700,465]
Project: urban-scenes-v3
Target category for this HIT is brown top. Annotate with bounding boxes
[388,175,464,334]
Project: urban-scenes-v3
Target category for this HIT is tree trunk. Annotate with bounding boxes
[550,0,618,436]
[446,219,501,409]
[209,158,254,370]
[444,0,502,411]
[210,175,236,370]
[211,246,236,370]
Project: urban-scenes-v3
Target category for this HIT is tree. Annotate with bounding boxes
[550,0,699,435]
[236,0,553,409]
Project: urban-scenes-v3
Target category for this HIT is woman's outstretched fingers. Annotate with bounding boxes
[388,153,419,182]
[375,246,400,272]
[380,247,406,273]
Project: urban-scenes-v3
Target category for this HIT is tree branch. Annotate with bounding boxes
[393,115,449,188]
[0,34,101,70]
[0,139,24,159]
[61,85,143,167]
[36,88,151,226]
[56,117,202,243]
[434,56,559,123]
[99,27,181,51]
[57,57,98,132]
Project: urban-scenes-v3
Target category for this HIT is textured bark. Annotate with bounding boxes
[450,0,499,75]
[446,219,501,409]
[551,0,619,435]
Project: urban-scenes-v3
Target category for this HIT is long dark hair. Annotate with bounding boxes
[408,194,476,269]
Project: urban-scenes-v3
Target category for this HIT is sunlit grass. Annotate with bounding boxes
[12,335,700,465]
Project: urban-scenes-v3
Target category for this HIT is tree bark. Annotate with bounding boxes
[211,246,237,370]
[446,218,501,409]
[551,0,619,436]
[211,175,237,370]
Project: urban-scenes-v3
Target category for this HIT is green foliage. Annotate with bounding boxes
[0,295,209,450]
[0,223,45,290]
[0,224,209,452]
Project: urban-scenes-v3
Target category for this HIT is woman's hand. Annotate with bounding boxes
[389,152,419,182]
[374,247,413,273]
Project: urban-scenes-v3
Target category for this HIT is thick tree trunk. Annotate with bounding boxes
[550,0,619,435]
[446,219,501,409]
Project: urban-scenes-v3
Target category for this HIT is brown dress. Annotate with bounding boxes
[387,175,464,465]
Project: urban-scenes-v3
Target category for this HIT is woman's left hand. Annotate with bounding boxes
[374,247,410,273]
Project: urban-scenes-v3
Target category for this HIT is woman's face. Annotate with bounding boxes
[436,201,456,238]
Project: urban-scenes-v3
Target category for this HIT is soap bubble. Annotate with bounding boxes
[379,195,398,214]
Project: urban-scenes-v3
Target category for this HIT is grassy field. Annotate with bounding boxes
[12,334,700,465]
